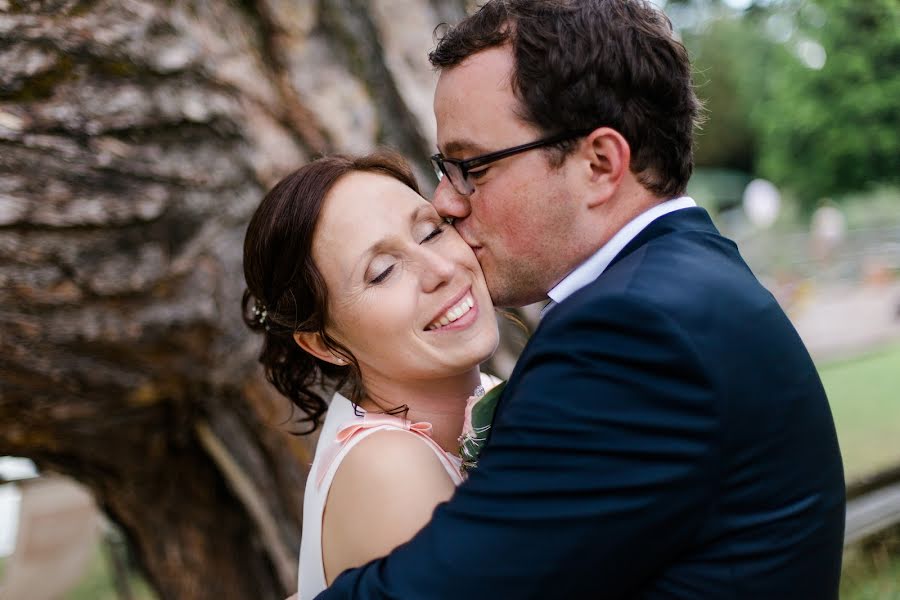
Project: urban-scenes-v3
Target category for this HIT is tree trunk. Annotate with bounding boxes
[0,1,472,598]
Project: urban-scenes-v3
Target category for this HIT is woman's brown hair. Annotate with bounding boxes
[242,150,420,433]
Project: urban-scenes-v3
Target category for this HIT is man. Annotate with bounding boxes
[317,1,845,597]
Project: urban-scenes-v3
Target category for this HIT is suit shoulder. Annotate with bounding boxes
[559,229,772,326]
[535,287,699,365]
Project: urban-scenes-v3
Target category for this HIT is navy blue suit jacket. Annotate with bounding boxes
[316,207,846,599]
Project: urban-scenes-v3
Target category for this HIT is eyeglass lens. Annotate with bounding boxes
[447,162,474,195]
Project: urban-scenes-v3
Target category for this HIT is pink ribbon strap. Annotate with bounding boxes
[315,412,435,488]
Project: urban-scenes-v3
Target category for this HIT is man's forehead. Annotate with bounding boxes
[433,51,533,152]
[434,87,519,156]
[440,45,515,86]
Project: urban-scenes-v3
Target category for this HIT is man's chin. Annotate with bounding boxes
[487,283,525,309]
[487,278,549,309]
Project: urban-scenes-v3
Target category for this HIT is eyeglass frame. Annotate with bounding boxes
[430,128,594,196]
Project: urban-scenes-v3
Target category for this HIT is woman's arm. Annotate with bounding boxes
[321,429,457,584]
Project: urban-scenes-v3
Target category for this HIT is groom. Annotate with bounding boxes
[318,1,845,598]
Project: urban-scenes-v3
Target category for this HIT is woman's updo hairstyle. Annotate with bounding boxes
[242,150,421,433]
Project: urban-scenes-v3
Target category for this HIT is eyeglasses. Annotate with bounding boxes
[430,129,592,196]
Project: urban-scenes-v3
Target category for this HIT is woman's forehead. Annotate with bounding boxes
[314,172,433,265]
[324,171,426,223]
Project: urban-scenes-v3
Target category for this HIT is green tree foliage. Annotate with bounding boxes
[685,14,774,172]
[752,0,900,209]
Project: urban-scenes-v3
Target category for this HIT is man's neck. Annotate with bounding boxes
[543,195,696,315]
[549,193,666,293]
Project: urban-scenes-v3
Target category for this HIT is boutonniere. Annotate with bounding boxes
[458,380,506,473]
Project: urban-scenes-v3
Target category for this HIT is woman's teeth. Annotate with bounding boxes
[427,295,475,330]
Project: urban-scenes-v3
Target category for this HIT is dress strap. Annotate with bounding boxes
[336,413,434,443]
[315,412,442,489]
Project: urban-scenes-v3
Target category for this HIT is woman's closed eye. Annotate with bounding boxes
[420,225,445,243]
[369,224,445,285]
[369,264,394,285]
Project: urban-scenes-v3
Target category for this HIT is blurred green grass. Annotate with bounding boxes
[819,342,900,482]
[841,530,900,600]
[819,342,900,600]
[65,542,156,600]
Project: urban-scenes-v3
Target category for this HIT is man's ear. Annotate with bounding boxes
[583,127,631,208]
[293,331,347,366]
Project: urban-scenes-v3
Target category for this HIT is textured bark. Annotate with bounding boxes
[0,0,474,598]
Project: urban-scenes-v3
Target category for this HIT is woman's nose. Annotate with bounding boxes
[431,177,471,221]
[418,246,457,293]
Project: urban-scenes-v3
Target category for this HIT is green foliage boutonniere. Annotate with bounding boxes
[458,380,506,473]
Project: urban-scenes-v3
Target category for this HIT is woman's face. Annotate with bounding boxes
[312,171,499,386]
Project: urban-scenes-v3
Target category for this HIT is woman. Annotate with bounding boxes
[241,150,500,598]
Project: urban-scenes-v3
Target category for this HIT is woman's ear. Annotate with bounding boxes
[293,331,347,366]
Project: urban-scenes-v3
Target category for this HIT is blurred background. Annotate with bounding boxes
[0,0,897,598]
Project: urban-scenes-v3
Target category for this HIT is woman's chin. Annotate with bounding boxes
[438,337,499,376]
[468,328,501,369]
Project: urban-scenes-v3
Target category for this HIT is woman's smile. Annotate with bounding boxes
[426,287,478,332]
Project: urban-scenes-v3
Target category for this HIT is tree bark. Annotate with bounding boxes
[0,0,472,598]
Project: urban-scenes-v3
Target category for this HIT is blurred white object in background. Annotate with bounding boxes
[794,38,827,70]
[0,457,38,558]
[743,178,782,229]
[811,203,848,262]
[812,204,848,246]
[0,457,38,483]
[0,484,21,557]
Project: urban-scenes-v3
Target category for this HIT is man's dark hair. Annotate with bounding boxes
[429,0,702,198]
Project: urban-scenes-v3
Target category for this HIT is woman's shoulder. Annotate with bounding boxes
[320,390,460,500]
[333,428,457,497]
[321,428,457,578]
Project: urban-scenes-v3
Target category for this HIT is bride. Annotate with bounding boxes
[241,150,500,598]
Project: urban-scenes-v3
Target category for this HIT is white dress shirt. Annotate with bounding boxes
[541,196,697,317]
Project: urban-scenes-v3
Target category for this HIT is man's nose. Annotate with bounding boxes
[431,177,471,221]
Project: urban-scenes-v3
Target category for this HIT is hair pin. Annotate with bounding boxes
[252,300,270,330]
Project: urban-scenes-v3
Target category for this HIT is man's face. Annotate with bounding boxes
[432,45,581,308]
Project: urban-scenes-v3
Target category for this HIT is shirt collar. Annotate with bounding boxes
[542,196,697,317]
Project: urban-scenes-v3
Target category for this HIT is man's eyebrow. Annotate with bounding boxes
[439,139,490,157]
